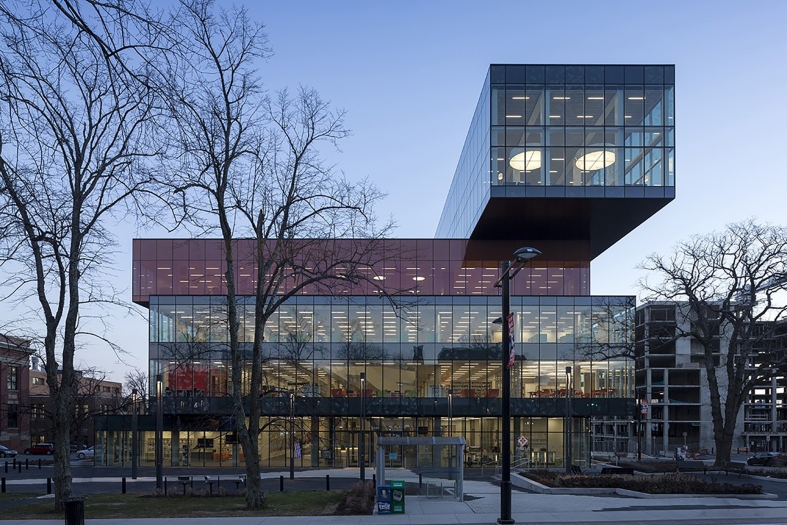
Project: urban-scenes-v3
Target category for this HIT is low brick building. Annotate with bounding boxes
[0,335,33,451]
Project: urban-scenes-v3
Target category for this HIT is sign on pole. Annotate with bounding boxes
[506,313,515,369]
[640,399,649,415]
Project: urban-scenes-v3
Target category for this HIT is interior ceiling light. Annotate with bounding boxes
[509,149,542,171]
[575,149,616,171]
[372,276,386,281]
[412,276,425,281]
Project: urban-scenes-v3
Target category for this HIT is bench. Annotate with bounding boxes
[234,475,246,491]
[676,459,707,474]
[177,475,192,495]
[705,461,747,478]
[204,476,218,494]
[600,467,635,475]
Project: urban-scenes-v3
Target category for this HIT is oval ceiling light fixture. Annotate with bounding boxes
[509,148,541,171]
[575,149,616,171]
[412,276,425,281]
[372,275,386,281]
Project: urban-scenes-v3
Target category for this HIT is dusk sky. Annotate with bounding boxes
[31,1,787,382]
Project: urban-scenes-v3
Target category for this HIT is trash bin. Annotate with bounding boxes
[63,496,86,525]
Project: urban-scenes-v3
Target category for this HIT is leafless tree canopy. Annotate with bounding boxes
[0,0,160,509]
[158,0,395,509]
[640,219,787,465]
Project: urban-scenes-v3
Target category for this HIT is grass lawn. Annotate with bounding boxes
[0,493,40,503]
[0,490,347,519]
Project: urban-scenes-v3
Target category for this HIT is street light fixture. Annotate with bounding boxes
[494,246,541,525]
[360,372,366,482]
[565,366,572,475]
[131,388,138,480]
[155,374,163,490]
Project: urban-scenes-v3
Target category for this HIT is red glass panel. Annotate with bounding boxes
[139,239,157,259]
[188,239,206,260]
[433,240,451,259]
[155,239,173,260]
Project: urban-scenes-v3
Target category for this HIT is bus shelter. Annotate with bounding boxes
[375,436,465,501]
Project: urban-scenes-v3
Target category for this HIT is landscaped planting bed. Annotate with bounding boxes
[519,470,762,494]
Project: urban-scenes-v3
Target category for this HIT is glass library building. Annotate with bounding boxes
[96,64,675,470]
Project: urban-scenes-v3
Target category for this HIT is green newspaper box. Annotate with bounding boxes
[390,480,405,514]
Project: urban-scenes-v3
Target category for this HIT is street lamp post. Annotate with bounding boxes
[495,247,540,525]
[565,366,572,475]
[155,374,163,490]
[448,390,453,437]
[360,372,366,482]
[131,388,138,480]
[290,392,295,480]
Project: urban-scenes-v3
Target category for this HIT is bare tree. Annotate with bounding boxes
[162,0,394,507]
[641,219,787,466]
[124,367,149,412]
[570,297,636,362]
[0,1,159,508]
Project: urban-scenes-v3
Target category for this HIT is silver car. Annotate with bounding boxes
[0,444,19,458]
[76,446,94,460]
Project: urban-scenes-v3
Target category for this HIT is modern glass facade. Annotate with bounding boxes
[148,294,634,400]
[98,64,674,470]
[436,64,675,253]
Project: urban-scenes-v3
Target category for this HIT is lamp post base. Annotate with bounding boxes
[498,479,515,524]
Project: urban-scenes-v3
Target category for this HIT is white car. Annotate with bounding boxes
[76,447,94,460]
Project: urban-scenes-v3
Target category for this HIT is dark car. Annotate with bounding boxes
[747,452,787,467]
[0,444,18,458]
[24,443,54,455]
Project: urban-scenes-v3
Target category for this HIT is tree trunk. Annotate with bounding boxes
[714,432,734,466]
[51,387,72,510]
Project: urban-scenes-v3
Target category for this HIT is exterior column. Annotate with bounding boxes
[311,416,320,467]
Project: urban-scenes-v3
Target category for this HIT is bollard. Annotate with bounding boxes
[164,476,168,496]
[419,473,423,490]
[25,458,29,470]
[12,458,16,469]
[38,459,42,469]
[372,474,376,488]
[18,463,22,474]
[1,477,5,493]
[4,462,7,474]
[217,475,220,493]
[47,477,52,494]
[279,475,284,492]
[326,474,330,491]
[122,477,126,494]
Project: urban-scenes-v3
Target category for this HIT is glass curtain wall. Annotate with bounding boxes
[148,295,634,401]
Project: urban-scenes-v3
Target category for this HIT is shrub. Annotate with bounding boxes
[335,481,375,515]
[746,468,787,479]
[519,471,762,494]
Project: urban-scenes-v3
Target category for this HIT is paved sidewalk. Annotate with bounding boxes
[4,469,787,524]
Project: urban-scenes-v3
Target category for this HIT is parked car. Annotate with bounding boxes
[747,452,787,467]
[24,443,54,455]
[76,447,94,461]
[0,444,18,458]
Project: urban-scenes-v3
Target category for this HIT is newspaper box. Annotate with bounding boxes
[376,485,392,514]
[391,480,405,514]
